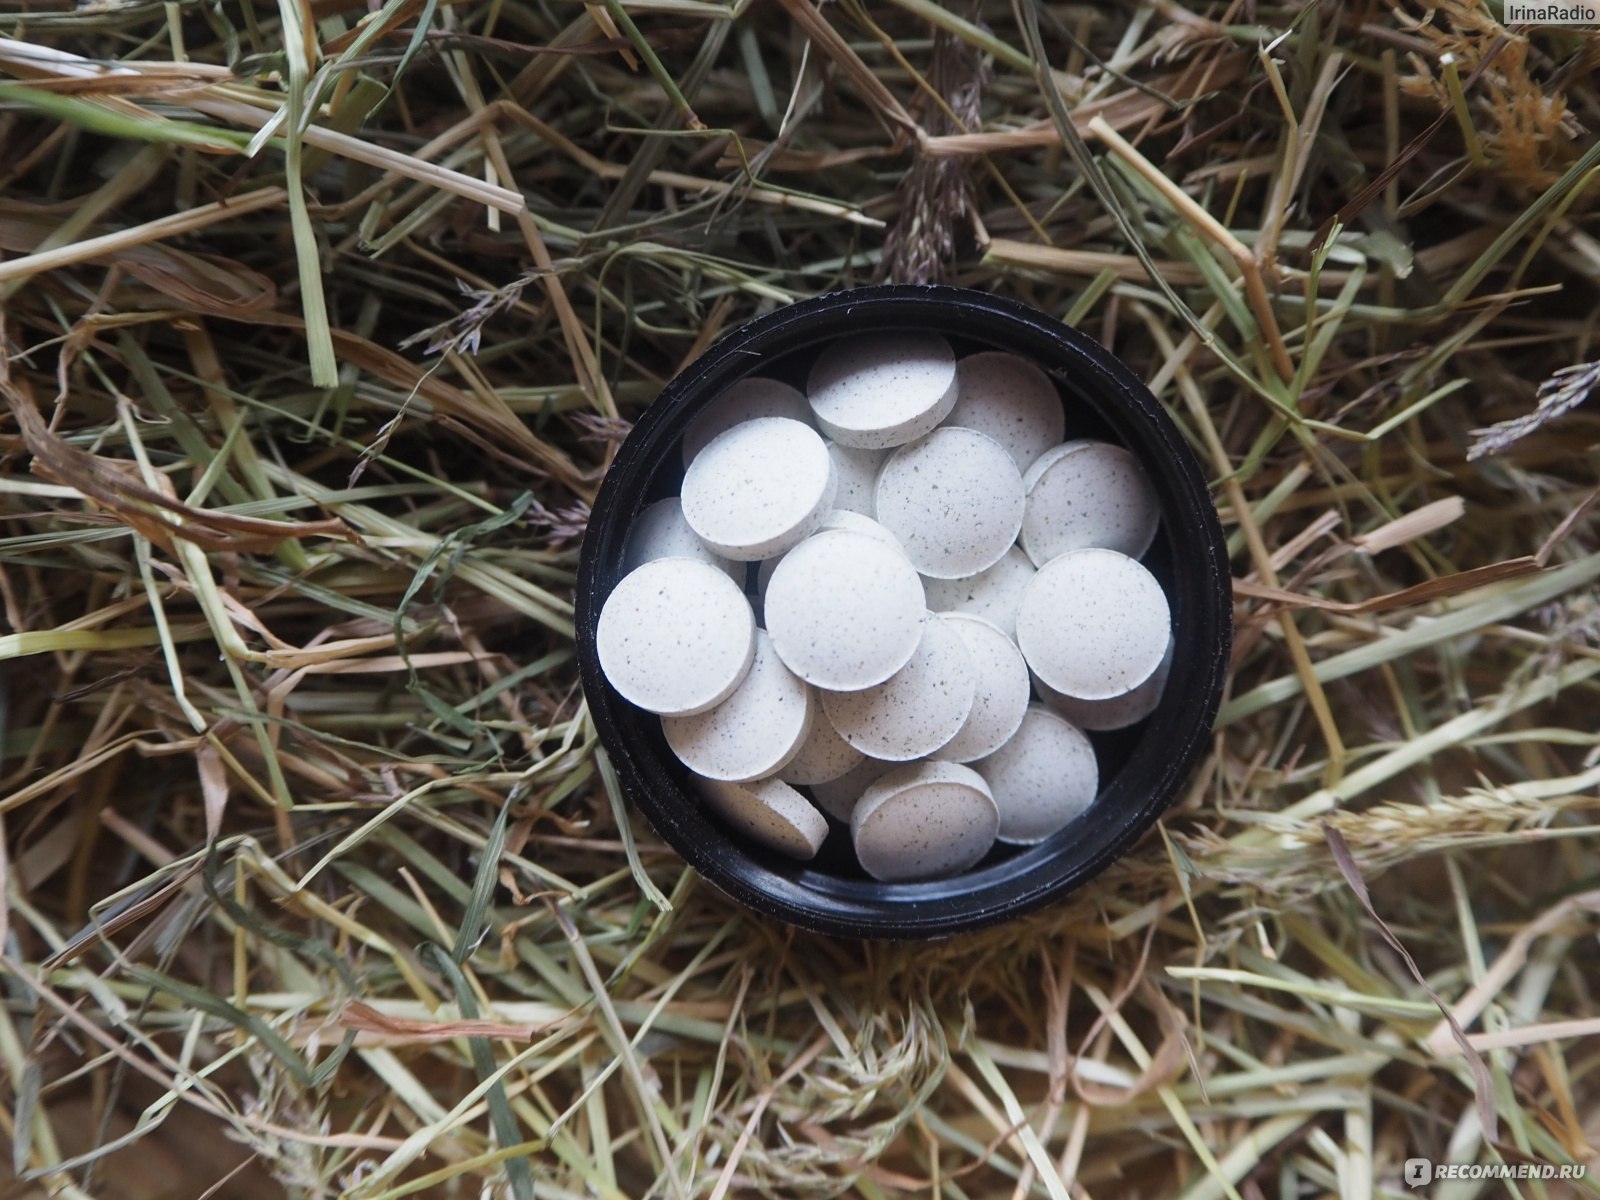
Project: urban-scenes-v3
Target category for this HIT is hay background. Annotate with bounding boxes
[3,1,1600,1198]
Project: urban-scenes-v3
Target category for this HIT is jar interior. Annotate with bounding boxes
[627,332,1179,896]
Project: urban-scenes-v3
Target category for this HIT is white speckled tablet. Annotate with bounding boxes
[1039,636,1173,731]
[1020,439,1095,490]
[923,545,1036,639]
[944,351,1067,472]
[875,428,1025,579]
[596,557,755,715]
[622,497,742,583]
[680,377,813,466]
[779,705,864,787]
[938,614,1032,762]
[764,529,927,691]
[682,417,837,561]
[662,631,813,782]
[977,705,1098,844]
[851,761,1000,882]
[693,774,828,860]
[820,508,907,551]
[829,443,885,515]
[755,509,907,600]
[1021,440,1161,565]
[806,333,958,449]
[820,615,977,760]
[807,755,895,822]
[1016,549,1170,701]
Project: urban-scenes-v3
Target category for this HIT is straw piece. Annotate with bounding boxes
[0,187,285,284]
[5,1,1599,1194]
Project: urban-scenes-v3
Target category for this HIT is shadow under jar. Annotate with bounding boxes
[575,284,1231,939]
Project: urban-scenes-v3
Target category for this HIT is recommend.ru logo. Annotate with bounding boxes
[1403,1157,1587,1187]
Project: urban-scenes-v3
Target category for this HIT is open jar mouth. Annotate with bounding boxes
[575,285,1232,939]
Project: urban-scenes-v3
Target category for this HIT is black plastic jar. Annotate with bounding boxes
[575,285,1230,939]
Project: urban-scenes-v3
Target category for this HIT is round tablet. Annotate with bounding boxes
[682,417,837,561]
[875,428,1025,579]
[662,631,813,782]
[821,509,906,549]
[944,351,1066,472]
[596,557,755,716]
[807,755,895,822]
[779,706,864,787]
[1021,440,1161,565]
[806,333,958,449]
[852,761,1000,882]
[764,529,927,691]
[1015,549,1170,701]
[937,614,1032,762]
[1020,439,1095,490]
[680,377,813,466]
[622,497,742,583]
[829,443,885,516]
[922,545,1036,640]
[976,705,1098,844]
[755,510,907,600]
[693,775,828,860]
[820,614,977,761]
[1038,636,1173,731]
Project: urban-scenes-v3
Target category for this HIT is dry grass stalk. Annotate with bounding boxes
[880,16,985,284]
[0,187,288,284]
[1087,115,1296,382]
[1469,358,1600,460]
[3,1,1600,1197]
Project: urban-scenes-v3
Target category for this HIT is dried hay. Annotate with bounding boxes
[2,1,1599,1197]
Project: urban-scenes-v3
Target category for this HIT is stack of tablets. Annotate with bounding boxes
[595,334,1170,882]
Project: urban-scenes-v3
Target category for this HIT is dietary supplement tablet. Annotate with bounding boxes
[1038,636,1173,731]
[662,630,813,782]
[1019,439,1094,489]
[764,529,927,692]
[621,496,742,583]
[875,427,1025,579]
[596,557,756,716]
[828,443,885,516]
[922,545,1035,640]
[1021,440,1161,565]
[693,775,828,860]
[680,377,813,466]
[818,508,907,552]
[755,509,907,601]
[1015,548,1170,701]
[681,417,836,561]
[852,761,1000,882]
[977,705,1098,844]
[807,755,896,823]
[937,614,1032,763]
[778,706,864,788]
[806,333,958,449]
[945,351,1066,472]
[820,614,977,761]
